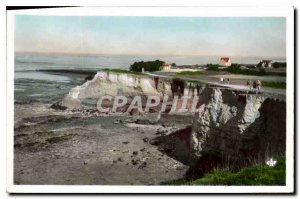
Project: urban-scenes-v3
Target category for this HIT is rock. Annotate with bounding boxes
[156,128,167,135]
[154,88,286,178]
[135,119,152,125]
[143,137,149,143]
[138,161,147,169]
[117,157,124,162]
[140,148,146,152]
[131,159,139,165]
[149,139,159,145]
[175,165,185,170]
[50,101,68,110]
[132,151,138,155]
[122,141,129,144]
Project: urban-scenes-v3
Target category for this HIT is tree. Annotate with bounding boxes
[130,60,165,72]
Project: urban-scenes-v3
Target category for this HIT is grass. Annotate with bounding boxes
[162,157,285,185]
[262,81,286,89]
[102,68,146,75]
[176,71,204,76]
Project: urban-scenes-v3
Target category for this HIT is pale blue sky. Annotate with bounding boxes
[15,15,286,57]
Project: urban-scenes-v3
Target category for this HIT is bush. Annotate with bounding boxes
[272,62,286,68]
[129,60,165,72]
[262,81,286,89]
[207,64,219,71]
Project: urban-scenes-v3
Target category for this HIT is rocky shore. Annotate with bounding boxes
[14,71,286,185]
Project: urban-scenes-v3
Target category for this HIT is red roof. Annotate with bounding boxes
[162,63,169,66]
[220,57,230,62]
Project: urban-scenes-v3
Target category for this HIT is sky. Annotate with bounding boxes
[14,16,286,57]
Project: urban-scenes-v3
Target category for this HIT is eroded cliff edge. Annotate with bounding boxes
[154,88,286,178]
[51,71,286,179]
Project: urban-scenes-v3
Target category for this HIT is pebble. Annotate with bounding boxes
[131,159,139,165]
[138,161,147,169]
[117,157,124,162]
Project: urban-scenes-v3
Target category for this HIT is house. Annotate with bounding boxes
[257,60,272,68]
[219,57,231,67]
[161,63,171,71]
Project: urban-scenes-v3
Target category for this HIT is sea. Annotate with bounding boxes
[14,53,286,104]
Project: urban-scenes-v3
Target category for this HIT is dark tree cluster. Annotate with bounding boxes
[272,62,286,68]
[129,60,165,72]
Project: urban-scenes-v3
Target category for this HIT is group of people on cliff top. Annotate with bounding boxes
[247,79,261,90]
[219,77,261,91]
[219,77,230,84]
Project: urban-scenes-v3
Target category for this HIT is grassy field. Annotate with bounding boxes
[162,157,285,185]
[176,71,204,76]
[186,79,207,86]
[262,81,286,89]
[102,68,146,75]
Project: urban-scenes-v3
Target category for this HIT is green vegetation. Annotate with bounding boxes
[162,157,285,185]
[226,64,267,76]
[129,60,165,72]
[207,64,220,71]
[176,71,203,76]
[225,64,286,77]
[262,81,286,89]
[172,77,187,84]
[102,68,146,75]
[272,62,287,68]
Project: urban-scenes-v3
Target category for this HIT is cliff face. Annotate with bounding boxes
[55,71,172,110]
[189,88,286,176]
[152,88,286,178]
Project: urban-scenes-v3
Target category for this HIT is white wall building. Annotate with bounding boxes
[219,57,231,67]
[161,63,171,71]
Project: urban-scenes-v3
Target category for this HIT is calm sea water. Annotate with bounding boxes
[14,53,286,104]
[15,53,286,72]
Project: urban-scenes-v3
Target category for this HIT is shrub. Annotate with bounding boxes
[262,81,286,89]
[272,62,286,68]
[207,64,219,71]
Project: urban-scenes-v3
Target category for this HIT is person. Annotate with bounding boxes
[246,80,252,89]
[252,80,257,90]
[220,77,224,84]
[256,80,261,91]
[253,80,261,92]
[227,78,230,84]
